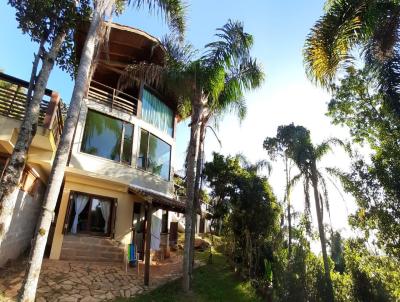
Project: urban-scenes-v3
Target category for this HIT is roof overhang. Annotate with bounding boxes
[129,184,186,214]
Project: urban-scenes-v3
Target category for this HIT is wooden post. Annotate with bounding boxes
[43,91,60,129]
[144,202,153,286]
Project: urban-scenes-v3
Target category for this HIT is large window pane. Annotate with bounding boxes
[142,89,174,136]
[122,122,134,164]
[137,129,171,181]
[81,110,123,161]
[137,129,149,169]
[148,134,171,180]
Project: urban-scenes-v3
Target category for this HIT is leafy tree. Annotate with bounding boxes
[264,124,345,302]
[19,1,186,300]
[119,20,264,291]
[304,0,400,118]
[343,239,399,302]
[264,134,295,257]
[327,67,400,259]
[330,231,345,274]
[0,0,90,251]
[203,152,280,295]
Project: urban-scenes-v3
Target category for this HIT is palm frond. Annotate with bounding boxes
[118,62,166,91]
[318,171,333,227]
[130,0,187,39]
[303,0,367,87]
[289,172,303,191]
[314,137,347,159]
[203,19,254,68]
[325,167,350,215]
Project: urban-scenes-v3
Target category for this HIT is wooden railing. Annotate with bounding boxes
[88,80,138,116]
[0,73,64,144]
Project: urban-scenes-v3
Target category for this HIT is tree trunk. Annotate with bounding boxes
[188,113,208,283]
[18,3,112,300]
[285,156,292,258]
[182,96,203,292]
[311,162,334,302]
[0,34,64,246]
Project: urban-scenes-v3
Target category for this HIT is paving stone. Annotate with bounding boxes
[0,252,189,302]
[80,296,98,302]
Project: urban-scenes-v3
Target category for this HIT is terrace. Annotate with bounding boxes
[0,72,64,147]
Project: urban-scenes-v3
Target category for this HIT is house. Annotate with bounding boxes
[0,73,63,267]
[0,22,211,284]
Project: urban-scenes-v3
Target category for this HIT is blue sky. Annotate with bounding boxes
[0,1,356,235]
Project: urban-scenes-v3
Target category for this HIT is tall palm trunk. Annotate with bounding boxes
[188,112,208,280]
[183,95,203,292]
[284,156,292,258]
[18,3,112,301]
[310,162,334,302]
[0,33,64,246]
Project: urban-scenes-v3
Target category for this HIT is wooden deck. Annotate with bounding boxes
[0,73,64,144]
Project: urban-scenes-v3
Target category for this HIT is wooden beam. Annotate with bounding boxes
[144,202,153,286]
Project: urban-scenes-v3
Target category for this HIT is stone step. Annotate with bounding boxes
[60,235,124,263]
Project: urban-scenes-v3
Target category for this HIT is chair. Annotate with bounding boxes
[125,243,140,275]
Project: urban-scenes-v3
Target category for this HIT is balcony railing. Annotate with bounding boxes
[0,72,64,144]
[87,80,138,116]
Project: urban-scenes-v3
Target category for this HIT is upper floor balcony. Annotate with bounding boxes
[0,72,64,156]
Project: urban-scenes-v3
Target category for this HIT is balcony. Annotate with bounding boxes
[0,72,64,145]
[87,80,138,116]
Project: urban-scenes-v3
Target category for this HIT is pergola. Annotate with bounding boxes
[128,185,186,286]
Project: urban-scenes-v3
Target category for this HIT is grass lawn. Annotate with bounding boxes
[116,250,262,302]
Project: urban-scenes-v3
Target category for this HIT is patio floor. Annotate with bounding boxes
[0,252,190,302]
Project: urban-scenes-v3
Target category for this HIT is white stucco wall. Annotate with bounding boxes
[0,189,42,267]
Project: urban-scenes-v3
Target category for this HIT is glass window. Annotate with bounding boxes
[142,89,174,136]
[137,129,171,181]
[122,123,134,164]
[81,110,134,164]
[137,129,149,170]
[68,193,113,236]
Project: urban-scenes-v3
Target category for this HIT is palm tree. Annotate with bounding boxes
[119,20,264,291]
[265,124,344,302]
[263,135,294,257]
[303,0,400,115]
[18,1,186,301]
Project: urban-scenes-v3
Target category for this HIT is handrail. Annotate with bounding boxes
[0,73,63,144]
[0,72,53,96]
[88,80,138,116]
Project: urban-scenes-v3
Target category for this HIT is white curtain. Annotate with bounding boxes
[142,89,173,136]
[71,194,89,234]
[99,200,111,233]
[151,214,162,251]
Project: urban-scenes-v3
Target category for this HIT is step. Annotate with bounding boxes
[60,235,124,263]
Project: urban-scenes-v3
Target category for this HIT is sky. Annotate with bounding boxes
[0,1,357,238]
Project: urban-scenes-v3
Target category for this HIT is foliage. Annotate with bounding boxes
[203,153,281,286]
[264,124,346,302]
[304,0,400,112]
[330,231,345,274]
[8,0,91,76]
[118,251,262,302]
[343,239,400,301]
[328,67,400,259]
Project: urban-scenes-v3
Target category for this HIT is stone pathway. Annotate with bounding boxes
[0,253,187,301]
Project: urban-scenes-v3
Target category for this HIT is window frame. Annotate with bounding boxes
[65,191,116,238]
[80,109,134,166]
[136,128,172,181]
